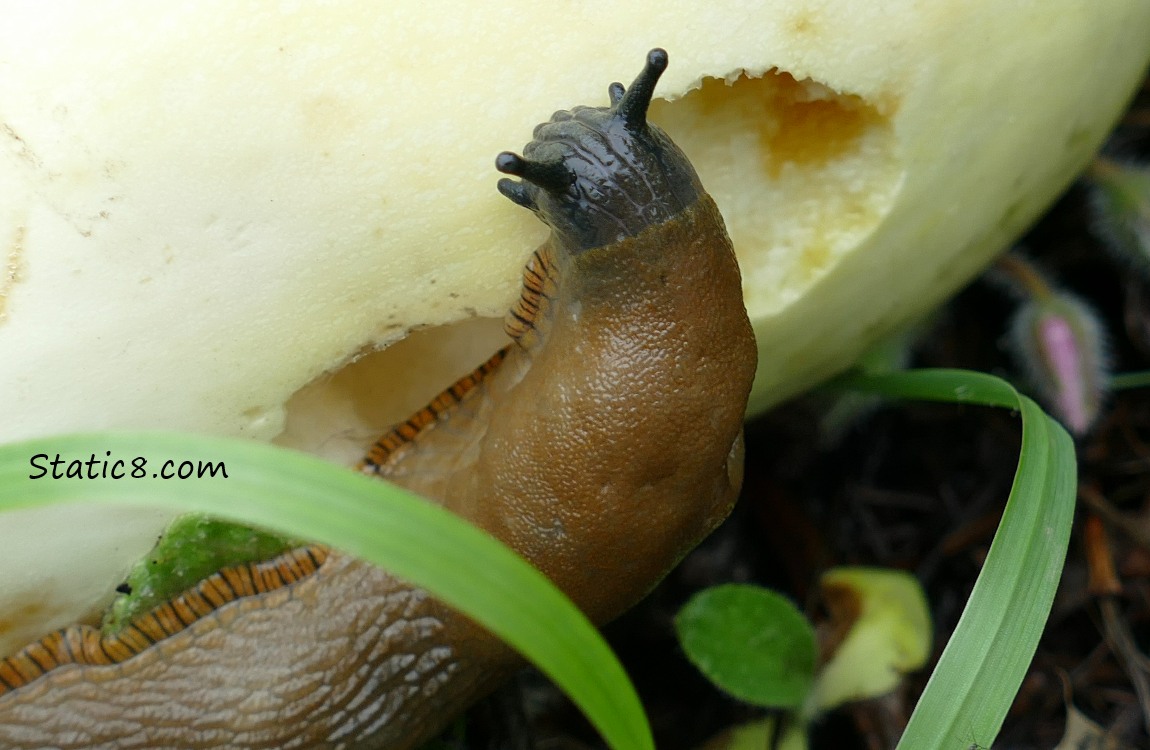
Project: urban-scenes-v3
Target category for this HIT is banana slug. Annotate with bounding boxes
[0,49,756,749]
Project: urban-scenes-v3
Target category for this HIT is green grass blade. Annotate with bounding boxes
[1110,370,1150,390]
[829,368,1021,410]
[832,370,1076,749]
[0,432,653,750]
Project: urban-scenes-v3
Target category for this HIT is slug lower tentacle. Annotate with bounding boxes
[0,49,757,749]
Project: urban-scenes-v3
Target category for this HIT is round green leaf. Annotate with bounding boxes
[675,583,816,708]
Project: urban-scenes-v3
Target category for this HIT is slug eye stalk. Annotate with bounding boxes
[496,48,667,207]
[496,152,574,209]
[495,48,702,253]
[614,47,667,128]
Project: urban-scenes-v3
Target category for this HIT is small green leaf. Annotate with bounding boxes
[675,583,816,708]
[699,717,808,750]
[807,567,931,715]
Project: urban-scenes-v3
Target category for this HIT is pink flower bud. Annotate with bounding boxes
[1009,293,1108,436]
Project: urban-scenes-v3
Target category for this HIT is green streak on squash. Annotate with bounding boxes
[103,515,297,634]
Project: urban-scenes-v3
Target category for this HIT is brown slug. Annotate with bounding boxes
[0,49,756,749]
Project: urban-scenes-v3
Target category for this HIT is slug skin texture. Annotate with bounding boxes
[0,50,756,749]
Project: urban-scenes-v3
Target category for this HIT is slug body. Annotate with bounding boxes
[0,50,756,749]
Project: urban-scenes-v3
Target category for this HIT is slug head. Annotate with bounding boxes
[496,48,704,253]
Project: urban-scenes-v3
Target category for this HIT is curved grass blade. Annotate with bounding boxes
[831,370,1075,749]
[0,432,653,750]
